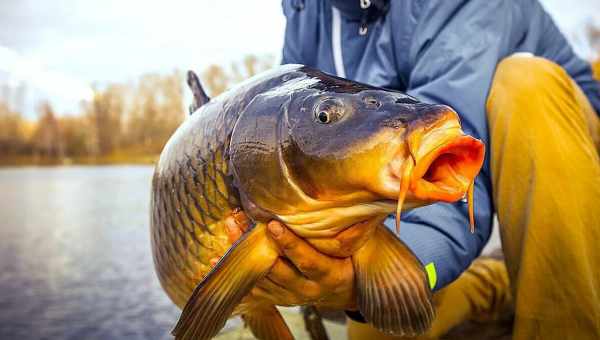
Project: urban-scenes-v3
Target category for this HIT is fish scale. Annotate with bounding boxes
[151,76,263,309]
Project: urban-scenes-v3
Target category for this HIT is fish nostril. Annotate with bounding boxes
[363,96,381,109]
[380,118,406,129]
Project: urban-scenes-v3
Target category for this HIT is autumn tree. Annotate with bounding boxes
[0,85,28,155]
[31,102,63,158]
[84,84,126,156]
[201,55,274,96]
[0,54,273,164]
[0,103,27,155]
[201,65,229,97]
[59,115,92,157]
[586,23,600,79]
[125,71,185,153]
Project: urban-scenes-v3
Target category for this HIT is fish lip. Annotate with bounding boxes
[410,134,485,202]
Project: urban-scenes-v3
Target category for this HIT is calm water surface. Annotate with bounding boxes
[0,166,180,340]
[0,166,501,340]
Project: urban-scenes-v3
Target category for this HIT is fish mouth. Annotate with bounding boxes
[388,116,485,233]
[410,135,485,203]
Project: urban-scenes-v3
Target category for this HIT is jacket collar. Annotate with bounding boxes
[330,0,390,23]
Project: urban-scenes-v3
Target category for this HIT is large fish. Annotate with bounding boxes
[150,65,485,340]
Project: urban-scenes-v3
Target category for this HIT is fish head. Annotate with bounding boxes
[230,67,484,238]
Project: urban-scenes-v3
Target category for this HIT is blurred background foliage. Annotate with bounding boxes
[590,24,600,78]
[0,55,273,165]
[0,24,597,166]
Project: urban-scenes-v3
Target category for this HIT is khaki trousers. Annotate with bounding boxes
[348,56,600,339]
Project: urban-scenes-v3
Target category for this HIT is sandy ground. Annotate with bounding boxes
[215,308,347,340]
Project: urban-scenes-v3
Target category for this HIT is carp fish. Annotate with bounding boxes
[150,65,485,340]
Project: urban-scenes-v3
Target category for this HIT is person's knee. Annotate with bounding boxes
[494,55,570,94]
[487,55,573,127]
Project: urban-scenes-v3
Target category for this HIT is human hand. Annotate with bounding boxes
[216,210,357,310]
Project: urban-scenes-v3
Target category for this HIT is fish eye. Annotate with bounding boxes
[314,98,345,124]
[317,111,330,123]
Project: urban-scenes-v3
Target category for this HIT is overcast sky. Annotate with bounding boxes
[0,0,598,117]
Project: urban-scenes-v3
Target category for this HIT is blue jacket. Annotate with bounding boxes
[281,0,600,290]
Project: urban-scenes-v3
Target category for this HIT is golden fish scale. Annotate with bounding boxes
[151,104,242,309]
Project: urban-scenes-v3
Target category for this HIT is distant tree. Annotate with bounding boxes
[0,101,27,155]
[202,55,274,96]
[202,65,229,97]
[85,85,126,156]
[0,54,273,164]
[0,85,30,156]
[125,71,185,153]
[31,102,64,158]
[587,23,600,59]
[585,23,600,79]
[59,115,91,157]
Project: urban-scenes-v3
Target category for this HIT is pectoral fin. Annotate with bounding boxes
[172,223,279,340]
[352,225,435,336]
[242,306,294,340]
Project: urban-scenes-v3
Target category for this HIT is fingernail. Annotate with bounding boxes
[268,222,283,238]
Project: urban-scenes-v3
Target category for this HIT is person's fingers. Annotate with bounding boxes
[267,258,299,282]
[266,259,321,301]
[267,221,332,280]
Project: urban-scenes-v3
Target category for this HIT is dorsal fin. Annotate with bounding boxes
[186,70,210,115]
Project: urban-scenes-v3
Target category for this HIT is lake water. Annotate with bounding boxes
[0,165,501,340]
[0,166,180,340]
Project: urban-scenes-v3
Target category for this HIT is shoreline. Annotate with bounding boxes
[0,154,159,167]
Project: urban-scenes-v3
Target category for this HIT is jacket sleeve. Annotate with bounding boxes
[394,0,599,291]
[389,0,514,291]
